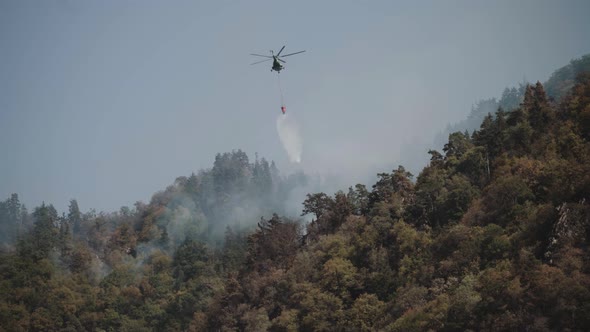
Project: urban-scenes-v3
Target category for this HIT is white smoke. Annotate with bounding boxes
[276,113,302,163]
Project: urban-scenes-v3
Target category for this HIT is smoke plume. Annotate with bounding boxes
[276,113,302,163]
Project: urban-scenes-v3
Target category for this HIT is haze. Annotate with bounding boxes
[1,0,589,213]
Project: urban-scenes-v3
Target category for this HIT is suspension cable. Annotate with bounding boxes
[277,73,285,109]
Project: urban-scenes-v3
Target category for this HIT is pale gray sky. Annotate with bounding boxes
[1,0,589,212]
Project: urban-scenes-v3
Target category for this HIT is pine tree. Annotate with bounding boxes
[68,199,82,238]
[527,81,554,136]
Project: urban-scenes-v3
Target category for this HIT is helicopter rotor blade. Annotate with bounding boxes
[276,45,286,56]
[278,58,286,63]
[279,50,306,58]
[250,53,273,58]
[250,59,273,65]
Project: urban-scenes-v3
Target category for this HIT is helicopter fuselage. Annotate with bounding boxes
[272,56,283,72]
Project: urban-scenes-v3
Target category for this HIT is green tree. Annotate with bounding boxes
[252,156,273,199]
[301,193,333,221]
[297,285,345,331]
[347,184,369,215]
[368,166,414,214]
[21,203,60,260]
[68,199,82,238]
[320,257,358,300]
[0,193,23,245]
[247,214,301,271]
[347,293,386,331]
[173,238,210,283]
[443,132,472,160]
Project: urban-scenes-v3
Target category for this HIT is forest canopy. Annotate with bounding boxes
[1,57,590,331]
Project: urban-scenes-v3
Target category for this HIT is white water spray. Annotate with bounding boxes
[276,113,302,163]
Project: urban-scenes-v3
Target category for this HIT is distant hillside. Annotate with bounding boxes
[0,150,309,249]
[545,54,590,100]
[435,54,590,148]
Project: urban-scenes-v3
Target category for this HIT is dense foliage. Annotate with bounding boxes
[2,63,590,331]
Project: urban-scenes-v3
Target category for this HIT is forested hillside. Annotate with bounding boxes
[2,69,590,331]
[436,54,590,148]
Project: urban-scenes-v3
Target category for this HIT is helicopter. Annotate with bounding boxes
[250,46,305,73]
